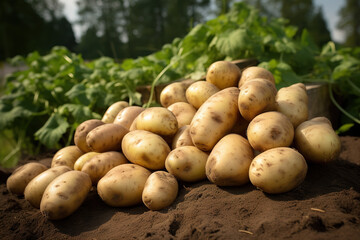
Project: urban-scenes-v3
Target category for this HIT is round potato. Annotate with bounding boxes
[51,145,84,169]
[206,61,241,89]
[74,119,105,152]
[142,171,178,210]
[73,152,101,171]
[249,147,307,194]
[97,164,151,207]
[101,101,129,123]
[238,66,275,88]
[171,125,194,149]
[160,82,188,108]
[167,102,196,128]
[185,81,220,109]
[113,106,145,130]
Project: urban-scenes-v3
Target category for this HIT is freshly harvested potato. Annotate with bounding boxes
[238,78,277,121]
[172,125,194,149]
[51,145,84,169]
[206,134,254,186]
[122,130,171,170]
[249,147,308,194]
[295,117,341,163]
[185,81,220,109]
[206,61,241,89]
[97,164,151,207]
[86,123,128,152]
[24,166,71,208]
[276,83,308,128]
[74,119,105,152]
[40,171,92,220]
[190,87,239,151]
[247,111,294,152]
[101,101,129,123]
[6,162,48,195]
[82,151,128,184]
[142,171,178,210]
[165,146,209,182]
[238,66,275,88]
[160,82,188,108]
[73,152,100,171]
[167,102,196,128]
[113,106,145,130]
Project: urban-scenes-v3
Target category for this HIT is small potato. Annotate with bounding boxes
[206,61,241,89]
[167,102,196,128]
[247,111,294,152]
[295,117,341,163]
[165,146,209,182]
[206,134,254,186]
[113,106,145,130]
[249,147,308,194]
[142,171,178,210]
[238,66,275,88]
[185,81,220,109]
[101,101,129,123]
[6,162,48,195]
[86,123,129,152]
[160,82,188,108]
[82,151,128,184]
[97,164,151,207]
[172,125,194,149]
[122,130,171,170]
[24,166,71,208]
[51,145,84,169]
[74,119,105,152]
[40,171,92,220]
[73,152,101,171]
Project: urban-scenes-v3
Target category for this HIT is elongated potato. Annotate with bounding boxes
[206,61,240,89]
[73,152,101,171]
[238,66,275,88]
[97,164,151,207]
[24,166,71,208]
[7,162,48,195]
[51,145,84,169]
[81,151,128,184]
[206,134,254,186]
[74,119,105,152]
[190,87,239,151]
[86,123,128,152]
[185,81,219,109]
[167,102,196,128]
[160,82,188,108]
[113,106,145,130]
[172,125,194,149]
[40,171,92,220]
[101,101,129,123]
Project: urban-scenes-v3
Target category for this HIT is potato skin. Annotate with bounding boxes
[249,147,307,194]
[24,166,71,208]
[51,145,84,169]
[73,152,100,171]
[172,125,194,149]
[7,162,48,195]
[40,171,92,220]
[101,101,129,123]
[206,61,241,89]
[142,171,178,210]
[74,119,105,152]
[113,106,145,130]
[238,66,275,88]
[160,82,188,108]
[97,164,151,207]
[206,134,254,186]
[185,81,220,109]
[167,102,196,128]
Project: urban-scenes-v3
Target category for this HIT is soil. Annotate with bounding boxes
[0,136,359,240]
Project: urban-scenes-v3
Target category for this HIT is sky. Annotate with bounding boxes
[60,0,346,43]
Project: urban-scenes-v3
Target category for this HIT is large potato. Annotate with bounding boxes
[51,145,84,169]
[82,151,128,184]
[190,87,239,151]
[206,134,254,186]
[294,117,341,163]
[122,130,171,170]
[171,125,194,149]
[73,152,100,171]
[165,146,209,182]
[249,147,307,194]
[167,102,196,128]
[7,162,48,195]
[113,106,145,130]
[142,171,178,210]
[74,119,105,152]
[160,82,188,108]
[206,61,241,89]
[247,111,294,152]
[101,101,129,123]
[185,81,219,109]
[24,166,71,208]
[238,66,275,88]
[97,164,151,207]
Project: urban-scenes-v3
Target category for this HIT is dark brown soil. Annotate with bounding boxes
[1,136,359,240]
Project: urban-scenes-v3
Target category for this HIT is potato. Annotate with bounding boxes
[172,125,194,149]
[276,83,308,128]
[238,66,275,88]
[247,111,294,152]
[165,146,209,182]
[294,117,341,163]
[24,166,71,208]
[249,147,308,194]
[160,82,188,108]
[206,134,254,186]
[113,106,145,130]
[142,171,178,210]
[51,145,84,169]
[97,164,151,207]
[167,102,196,128]
[73,152,100,171]
[86,123,128,152]
[81,151,128,184]
[122,130,171,170]
[40,171,92,220]
[185,81,220,109]
[6,162,48,195]
[135,107,178,136]
[206,61,241,89]
[238,78,277,121]
[190,87,239,151]
[101,101,129,123]
[74,119,105,152]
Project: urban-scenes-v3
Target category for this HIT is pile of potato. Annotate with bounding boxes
[6,61,342,220]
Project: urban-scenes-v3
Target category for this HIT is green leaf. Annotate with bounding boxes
[210,29,250,58]
[59,104,101,123]
[336,123,354,134]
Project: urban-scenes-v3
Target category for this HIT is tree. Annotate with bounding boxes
[337,0,360,47]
